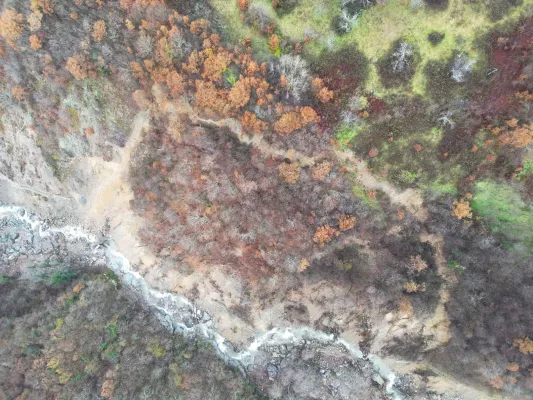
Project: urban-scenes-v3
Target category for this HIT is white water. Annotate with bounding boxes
[0,205,403,399]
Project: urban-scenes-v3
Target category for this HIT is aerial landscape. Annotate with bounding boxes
[0,0,533,399]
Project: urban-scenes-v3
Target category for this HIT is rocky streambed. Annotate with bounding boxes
[0,204,458,399]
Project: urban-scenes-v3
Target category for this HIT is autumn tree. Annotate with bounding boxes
[228,77,251,109]
[513,337,533,354]
[274,106,320,135]
[278,162,301,184]
[166,70,185,97]
[269,34,280,52]
[238,0,249,11]
[312,78,334,103]
[202,51,232,82]
[27,10,43,31]
[29,35,42,50]
[338,215,356,231]
[312,160,333,180]
[240,111,268,135]
[37,0,54,15]
[313,225,339,245]
[0,9,25,42]
[93,20,107,42]
[66,56,89,80]
[195,80,230,115]
[452,198,472,220]
[498,123,533,148]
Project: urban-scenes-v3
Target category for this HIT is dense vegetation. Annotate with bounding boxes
[0,270,263,400]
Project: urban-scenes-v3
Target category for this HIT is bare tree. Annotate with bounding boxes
[392,42,413,73]
[135,31,153,59]
[272,55,311,103]
[451,52,475,83]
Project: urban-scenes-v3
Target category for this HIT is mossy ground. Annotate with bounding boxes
[210,0,533,96]
[472,180,533,252]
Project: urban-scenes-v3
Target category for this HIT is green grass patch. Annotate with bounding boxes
[208,0,533,98]
[335,124,362,149]
[517,159,533,181]
[49,269,77,286]
[472,180,533,251]
[352,183,380,210]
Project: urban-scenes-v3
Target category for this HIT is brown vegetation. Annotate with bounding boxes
[513,337,533,354]
[338,215,356,231]
[312,160,333,181]
[29,35,42,50]
[452,199,472,220]
[93,20,107,42]
[278,161,301,184]
[274,107,320,135]
[0,9,25,41]
[313,225,339,245]
[238,0,249,11]
[66,56,89,80]
[498,123,533,148]
[269,34,280,52]
[228,78,252,109]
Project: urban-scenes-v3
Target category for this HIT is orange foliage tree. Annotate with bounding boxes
[498,123,533,148]
[66,56,89,80]
[0,9,25,41]
[29,35,42,50]
[338,215,356,231]
[313,225,339,245]
[312,160,333,180]
[240,111,268,135]
[238,0,249,11]
[274,107,320,135]
[312,78,334,103]
[228,77,251,109]
[166,70,185,97]
[93,20,106,42]
[278,162,301,184]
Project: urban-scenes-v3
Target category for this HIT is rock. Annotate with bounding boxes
[371,373,385,387]
[267,363,279,381]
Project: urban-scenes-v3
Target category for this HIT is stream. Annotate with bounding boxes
[0,204,403,399]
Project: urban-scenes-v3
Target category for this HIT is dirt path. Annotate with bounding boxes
[82,111,157,270]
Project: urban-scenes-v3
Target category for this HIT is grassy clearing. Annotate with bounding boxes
[210,0,533,96]
[472,180,533,251]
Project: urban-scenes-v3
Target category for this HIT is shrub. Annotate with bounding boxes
[272,0,300,15]
[49,269,77,286]
[245,3,275,33]
[424,0,449,10]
